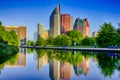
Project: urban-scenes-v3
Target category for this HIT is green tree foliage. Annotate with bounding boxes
[46,36,54,45]
[96,22,117,47]
[0,43,19,63]
[67,30,83,45]
[9,30,19,46]
[36,37,46,46]
[0,21,2,26]
[54,34,71,46]
[27,48,34,53]
[0,24,19,46]
[27,40,34,46]
[97,53,120,77]
[116,23,120,46]
[82,36,91,46]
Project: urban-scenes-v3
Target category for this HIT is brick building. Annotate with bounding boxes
[4,26,26,45]
[74,18,90,37]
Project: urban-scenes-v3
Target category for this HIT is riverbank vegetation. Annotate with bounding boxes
[35,22,120,48]
[0,21,19,63]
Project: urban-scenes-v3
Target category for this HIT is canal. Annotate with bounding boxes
[0,48,120,80]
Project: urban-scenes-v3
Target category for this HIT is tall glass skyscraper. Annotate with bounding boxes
[49,5,61,37]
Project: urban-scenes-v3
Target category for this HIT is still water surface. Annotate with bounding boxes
[0,48,120,80]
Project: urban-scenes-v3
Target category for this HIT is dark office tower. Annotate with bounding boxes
[74,18,90,37]
[49,5,61,37]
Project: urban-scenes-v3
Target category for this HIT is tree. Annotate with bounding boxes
[0,25,19,46]
[96,22,117,47]
[97,53,120,77]
[27,40,31,46]
[46,36,54,45]
[67,30,83,46]
[0,21,2,26]
[9,30,19,46]
[82,36,91,46]
[35,37,46,46]
[27,40,34,46]
[116,23,120,46]
[54,34,71,46]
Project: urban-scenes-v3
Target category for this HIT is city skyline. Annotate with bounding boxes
[0,0,120,39]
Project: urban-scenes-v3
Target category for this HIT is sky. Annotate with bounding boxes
[0,0,120,40]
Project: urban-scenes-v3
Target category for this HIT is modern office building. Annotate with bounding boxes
[70,16,74,31]
[34,31,39,42]
[49,5,61,37]
[4,26,26,45]
[61,14,74,34]
[38,23,48,39]
[74,18,90,37]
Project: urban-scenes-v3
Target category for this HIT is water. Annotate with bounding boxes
[0,48,120,80]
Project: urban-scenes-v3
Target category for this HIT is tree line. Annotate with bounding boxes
[35,30,95,47]
[28,22,120,48]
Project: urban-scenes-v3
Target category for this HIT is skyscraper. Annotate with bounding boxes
[61,14,70,34]
[38,23,48,39]
[70,16,74,31]
[74,18,90,37]
[49,5,61,37]
[61,14,74,34]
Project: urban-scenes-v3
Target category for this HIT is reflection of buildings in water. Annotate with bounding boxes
[49,59,74,80]
[49,59,60,80]
[60,62,74,80]
[36,54,48,70]
[5,48,26,67]
[74,56,90,76]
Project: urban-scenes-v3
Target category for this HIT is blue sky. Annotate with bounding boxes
[0,0,120,40]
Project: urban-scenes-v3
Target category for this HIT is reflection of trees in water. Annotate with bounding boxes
[36,49,84,66]
[27,48,34,54]
[35,49,120,77]
[0,53,19,74]
[96,52,120,77]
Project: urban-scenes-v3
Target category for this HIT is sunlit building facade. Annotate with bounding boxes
[38,23,48,39]
[74,18,90,37]
[61,14,74,34]
[4,26,26,45]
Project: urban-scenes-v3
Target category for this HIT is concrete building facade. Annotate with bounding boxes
[49,5,61,37]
